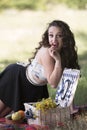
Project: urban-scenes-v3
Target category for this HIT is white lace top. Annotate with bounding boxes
[26,59,47,86]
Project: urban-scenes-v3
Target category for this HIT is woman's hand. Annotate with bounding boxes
[48,46,61,61]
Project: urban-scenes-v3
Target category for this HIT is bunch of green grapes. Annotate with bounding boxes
[35,97,57,112]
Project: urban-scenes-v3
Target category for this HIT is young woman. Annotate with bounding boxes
[0,20,80,117]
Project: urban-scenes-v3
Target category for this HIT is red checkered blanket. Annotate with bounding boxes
[0,118,50,130]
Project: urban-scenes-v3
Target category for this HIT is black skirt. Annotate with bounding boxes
[0,63,49,111]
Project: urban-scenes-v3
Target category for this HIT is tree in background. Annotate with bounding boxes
[0,0,87,10]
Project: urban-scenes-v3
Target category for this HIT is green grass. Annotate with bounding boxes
[0,5,87,106]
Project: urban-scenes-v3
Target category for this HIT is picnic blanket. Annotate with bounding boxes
[0,118,50,130]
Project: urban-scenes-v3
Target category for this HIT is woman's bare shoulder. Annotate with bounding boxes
[35,47,48,58]
[35,47,49,64]
[39,47,54,64]
[40,46,48,52]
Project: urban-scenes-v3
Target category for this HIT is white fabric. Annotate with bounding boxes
[55,68,80,107]
[26,59,47,85]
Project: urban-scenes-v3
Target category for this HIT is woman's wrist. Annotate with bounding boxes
[55,60,62,68]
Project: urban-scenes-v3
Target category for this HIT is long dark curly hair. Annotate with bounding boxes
[29,20,80,70]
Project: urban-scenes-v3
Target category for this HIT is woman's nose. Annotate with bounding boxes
[53,36,57,44]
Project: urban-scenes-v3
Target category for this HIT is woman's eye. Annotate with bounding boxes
[57,34,63,38]
[49,34,53,37]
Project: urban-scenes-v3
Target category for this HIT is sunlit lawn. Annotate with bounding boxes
[0,5,87,106]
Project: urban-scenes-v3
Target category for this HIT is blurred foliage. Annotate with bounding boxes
[0,0,54,10]
[60,0,87,9]
[0,0,87,10]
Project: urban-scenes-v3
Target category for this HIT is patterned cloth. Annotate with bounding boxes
[0,118,50,130]
[55,68,80,107]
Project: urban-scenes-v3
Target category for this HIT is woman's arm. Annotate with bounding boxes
[40,47,62,88]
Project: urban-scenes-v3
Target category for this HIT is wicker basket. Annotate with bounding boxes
[24,103,70,127]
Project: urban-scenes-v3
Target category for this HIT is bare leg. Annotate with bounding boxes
[0,107,12,117]
[0,100,6,113]
[0,100,12,117]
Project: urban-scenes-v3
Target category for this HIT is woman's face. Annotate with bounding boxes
[48,26,63,51]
